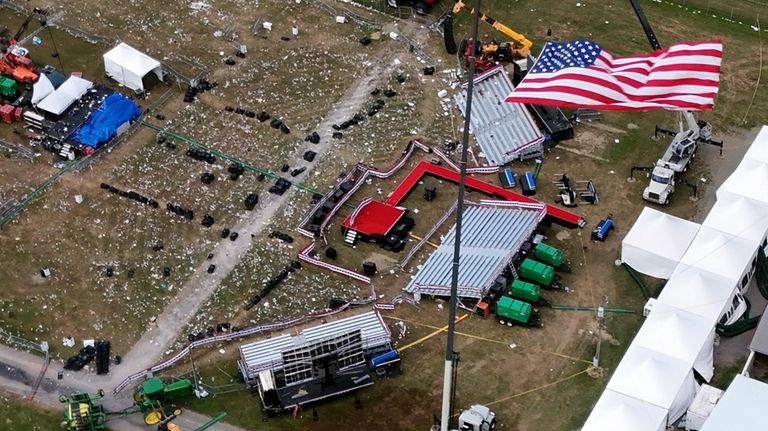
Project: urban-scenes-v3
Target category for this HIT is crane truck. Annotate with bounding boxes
[0,12,42,83]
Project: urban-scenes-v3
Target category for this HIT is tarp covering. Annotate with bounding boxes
[606,344,699,424]
[103,42,163,92]
[36,76,93,115]
[633,302,716,381]
[71,93,141,148]
[700,375,768,431]
[31,73,54,105]
[582,390,667,431]
[621,207,700,279]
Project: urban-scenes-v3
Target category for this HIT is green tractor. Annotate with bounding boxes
[59,390,108,431]
[134,377,194,425]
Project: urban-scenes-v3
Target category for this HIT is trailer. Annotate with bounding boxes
[533,242,571,272]
[508,279,549,306]
[518,258,564,290]
[495,296,542,327]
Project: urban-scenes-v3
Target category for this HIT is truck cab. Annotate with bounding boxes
[457,404,496,431]
[642,166,675,205]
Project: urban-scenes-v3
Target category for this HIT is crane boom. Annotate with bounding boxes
[453,0,532,57]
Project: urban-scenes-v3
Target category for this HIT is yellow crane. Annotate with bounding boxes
[452,0,533,62]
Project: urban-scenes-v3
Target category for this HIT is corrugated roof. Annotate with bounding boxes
[239,311,390,378]
[454,67,544,166]
[405,202,542,299]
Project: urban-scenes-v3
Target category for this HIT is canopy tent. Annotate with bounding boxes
[700,375,768,431]
[702,193,768,248]
[103,42,164,93]
[717,158,768,205]
[30,73,54,105]
[36,76,93,115]
[633,302,716,381]
[582,389,667,431]
[678,226,756,284]
[741,125,768,164]
[621,207,700,279]
[606,344,699,425]
[655,265,737,325]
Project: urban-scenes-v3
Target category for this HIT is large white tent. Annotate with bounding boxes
[633,302,716,381]
[655,265,736,324]
[103,42,164,93]
[582,390,667,431]
[703,193,768,247]
[30,73,55,105]
[741,125,768,164]
[36,75,93,115]
[717,158,768,205]
[606,344,699,424]
[677,225,756,284]
[621,207,700,279]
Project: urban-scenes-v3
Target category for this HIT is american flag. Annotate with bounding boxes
[505,38,723,111]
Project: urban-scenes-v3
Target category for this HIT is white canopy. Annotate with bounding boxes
[678,225,756,283]
[31,73,54,105]
[717,158,768,205]
[655,265,737,324]
[700,375,768,431]
[36,76,93,115]
[742,125,768,164]
[703,193,768,248]
[633,302,716,381]
[103,42,163,92]
[582,389,667,431]
[621,207,700,279]
[606,344,699,424]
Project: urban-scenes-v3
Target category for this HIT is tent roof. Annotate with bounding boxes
[103,42,161,77]
[621,207,700,279]
[678,226,756,283]
[742,125,768,164]
[607,344,694,409]
[655,266,736,323]
[633,302,714,364]
[717,158,768,205]
[703,193,768,247]
[582,389,667,431]
[700,375,768,431]
[31,73,54,105]
[36,75,93,115]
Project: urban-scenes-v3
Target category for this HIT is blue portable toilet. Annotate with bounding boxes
[498,167,516,188]
[591,215,614,241]
[521,171,536,196]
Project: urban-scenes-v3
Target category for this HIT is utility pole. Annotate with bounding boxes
[593,296,608,368]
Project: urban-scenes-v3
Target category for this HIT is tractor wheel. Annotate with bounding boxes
[97,389,105,397]
[173,408,183,416]
[414,2,428,15]
[58,395,67,403]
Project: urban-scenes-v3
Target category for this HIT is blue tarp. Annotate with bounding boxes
[72,93,141,148]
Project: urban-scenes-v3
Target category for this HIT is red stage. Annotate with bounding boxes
[385,161,584,227]
[342,198,406,238]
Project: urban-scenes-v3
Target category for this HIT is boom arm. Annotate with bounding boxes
[628,0,661,50]
[10,16,32,45]
[453,1,532,56]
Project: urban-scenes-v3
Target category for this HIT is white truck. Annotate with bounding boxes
[640,111,719,205]
[457,404,496,431]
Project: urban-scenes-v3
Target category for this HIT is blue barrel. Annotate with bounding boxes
[521,171,536,196]
[370,350,399,368]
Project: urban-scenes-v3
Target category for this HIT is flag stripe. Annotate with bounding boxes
[506,39,722,111]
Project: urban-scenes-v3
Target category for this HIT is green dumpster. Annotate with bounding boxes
[0,76,17,99]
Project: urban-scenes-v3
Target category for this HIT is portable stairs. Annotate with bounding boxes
[344,229,358,246]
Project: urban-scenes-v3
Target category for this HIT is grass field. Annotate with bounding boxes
[0,392,62,431]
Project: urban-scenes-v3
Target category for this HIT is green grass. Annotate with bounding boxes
[0,392,62,431]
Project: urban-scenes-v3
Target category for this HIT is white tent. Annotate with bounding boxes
[36,76,93,115]
[582,389,667,431]
[655,265,737,325]
[742,125,768,164]
[678,226,756,284]
[717,158,768,205]
[703,193,768,248]
[621,207,700,279]
[30,73,54,105]
[633,302,716,381]
[606,344,699,425]
[700,375,768,431]
[103,42,163,93]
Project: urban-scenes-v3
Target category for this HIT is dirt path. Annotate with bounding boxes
[108,57,396,385]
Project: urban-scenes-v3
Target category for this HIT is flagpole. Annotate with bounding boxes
[439,0,481,429]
